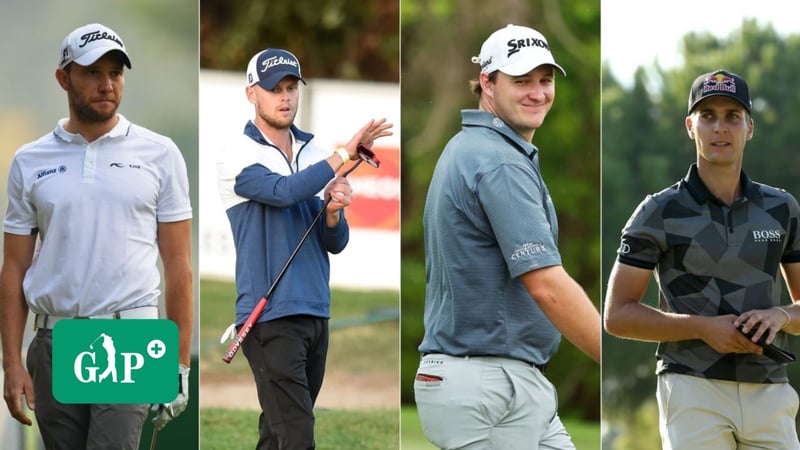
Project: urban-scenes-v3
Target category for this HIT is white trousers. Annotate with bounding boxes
[657,373,800,450]
[414,353,575,450]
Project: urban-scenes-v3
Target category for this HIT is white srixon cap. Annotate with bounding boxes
[472,24,565,76]
[59,23,131,69]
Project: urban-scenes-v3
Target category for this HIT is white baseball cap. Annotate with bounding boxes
[59,23,131,69]
[471,24,565,77]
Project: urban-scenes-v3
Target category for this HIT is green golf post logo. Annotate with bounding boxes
[52,319,178,403]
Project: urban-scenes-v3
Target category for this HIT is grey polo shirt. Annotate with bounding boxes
[618,164,800,383]
[419,109,563,366]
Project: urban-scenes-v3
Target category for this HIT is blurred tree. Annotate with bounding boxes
[602,19,800,446]
[200,0,398,82]
[401,0,601,422]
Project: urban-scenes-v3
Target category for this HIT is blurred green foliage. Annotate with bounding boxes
[200,0,399,81]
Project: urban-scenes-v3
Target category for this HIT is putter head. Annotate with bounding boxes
[356,144,381,168]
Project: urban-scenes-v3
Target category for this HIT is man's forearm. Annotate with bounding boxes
[520,266,601,363]
[165,266,193,367]
[0,283,29,369]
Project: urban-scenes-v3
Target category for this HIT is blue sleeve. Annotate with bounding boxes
[233,159,335,207]
[321,210,350,254]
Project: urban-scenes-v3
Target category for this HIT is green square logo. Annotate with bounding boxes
[52,319,178,404]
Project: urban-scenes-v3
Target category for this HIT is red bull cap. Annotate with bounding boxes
[688,69,751,114]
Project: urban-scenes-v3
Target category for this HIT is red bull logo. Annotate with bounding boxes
[703,73,737,94]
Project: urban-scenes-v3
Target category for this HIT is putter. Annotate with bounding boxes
[223,144,381,363]
[149,405,163,450]
[149,427,159,450]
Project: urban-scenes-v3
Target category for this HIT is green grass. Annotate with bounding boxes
[401,405,600,450]
[200,278,399,376]
[201,408,399,450]
[200,278,400,448]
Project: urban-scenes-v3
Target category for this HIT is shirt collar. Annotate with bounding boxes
[461,109,538,159]
[683,163,761,204]
[53,114,131,144]
[243,120,313,147]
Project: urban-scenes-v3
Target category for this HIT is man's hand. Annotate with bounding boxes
[701,315,763,355]
[151,364,190,431]
[734,307,791,346]
[325,178,353,211]
[325,177,353,227]
[3,362,34,426]
[344,118,394,159]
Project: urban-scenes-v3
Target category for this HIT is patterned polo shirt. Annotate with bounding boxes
[618,164,800,383]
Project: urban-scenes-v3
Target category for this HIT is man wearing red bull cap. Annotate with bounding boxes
[414,24,601,449]
[605,69,800,449]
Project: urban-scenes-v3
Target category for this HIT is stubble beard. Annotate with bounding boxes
[259,107,296,131]
[68,87,119,124]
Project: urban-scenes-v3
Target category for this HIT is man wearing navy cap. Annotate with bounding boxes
[217,48,392,449]
[605,69,800,448]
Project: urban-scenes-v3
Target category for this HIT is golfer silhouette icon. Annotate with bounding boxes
[95,333,118,383]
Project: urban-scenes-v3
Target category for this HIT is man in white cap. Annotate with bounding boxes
[217,48,391,449]
[414,24,600,449]
[0,23,193,449]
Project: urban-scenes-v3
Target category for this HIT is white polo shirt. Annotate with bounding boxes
[3,115,192,317]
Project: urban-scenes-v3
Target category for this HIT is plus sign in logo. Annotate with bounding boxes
[53,319,178,403]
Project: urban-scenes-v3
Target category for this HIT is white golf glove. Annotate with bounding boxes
[151,364,190,431]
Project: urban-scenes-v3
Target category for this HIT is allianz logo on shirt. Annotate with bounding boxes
[36,165,67,179]
[53,319,178,403]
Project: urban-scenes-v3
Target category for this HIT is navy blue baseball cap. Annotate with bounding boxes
[688,69,751,114]
[246,48,306,90]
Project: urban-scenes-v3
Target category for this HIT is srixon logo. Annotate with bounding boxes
[53,319,178,403]
[506,37,550,57]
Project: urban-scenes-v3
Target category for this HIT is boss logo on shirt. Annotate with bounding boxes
[36,165,67,180]
[752,229,782,243]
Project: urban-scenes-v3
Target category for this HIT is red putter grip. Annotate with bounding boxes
[222,297,268,363]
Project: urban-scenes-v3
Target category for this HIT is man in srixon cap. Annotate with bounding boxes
[0,23,193,448]
[414,24,600,449]
[216,48,392,448]
[605,69,800,448]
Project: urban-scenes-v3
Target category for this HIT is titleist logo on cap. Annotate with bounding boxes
[260,55,299,73]
[78,30,124,49]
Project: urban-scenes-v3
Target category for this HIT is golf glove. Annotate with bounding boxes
[151,364,190,430]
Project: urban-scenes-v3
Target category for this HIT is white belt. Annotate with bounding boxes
[34,305,159,330]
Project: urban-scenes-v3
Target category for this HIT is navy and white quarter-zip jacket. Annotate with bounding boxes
[217,121,349,325]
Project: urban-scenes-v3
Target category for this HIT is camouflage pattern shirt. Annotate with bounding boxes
[617,164,800,383]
